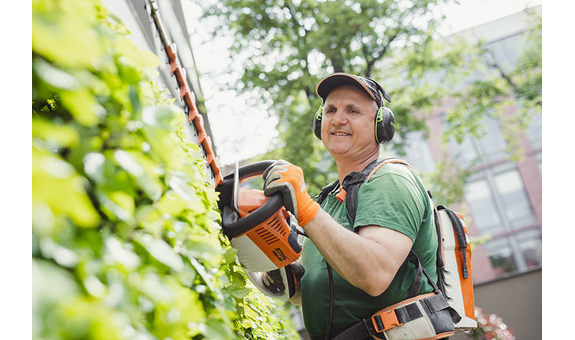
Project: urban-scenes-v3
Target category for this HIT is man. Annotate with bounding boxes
[262,73,439,339]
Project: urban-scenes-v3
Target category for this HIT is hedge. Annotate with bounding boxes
[32,0,299,339]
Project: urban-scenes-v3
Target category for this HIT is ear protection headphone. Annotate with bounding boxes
[312,105,395,144]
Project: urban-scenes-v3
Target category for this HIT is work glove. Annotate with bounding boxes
[263,160,320,226]
[262,269,285,294]
[262,262,305,298]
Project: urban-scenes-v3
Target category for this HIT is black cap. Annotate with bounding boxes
[316,73,392,107]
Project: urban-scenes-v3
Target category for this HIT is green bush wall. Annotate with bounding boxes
[32,1,299,339]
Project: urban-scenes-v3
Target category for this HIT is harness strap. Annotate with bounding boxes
[316,179,340,205]
[406,251,424,299]
[342,158,398,223]
[329,293,454,340]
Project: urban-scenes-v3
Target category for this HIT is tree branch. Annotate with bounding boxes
[364,31,399,77]
[483,49,521,98]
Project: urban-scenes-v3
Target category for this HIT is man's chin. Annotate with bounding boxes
[325,144,350,156]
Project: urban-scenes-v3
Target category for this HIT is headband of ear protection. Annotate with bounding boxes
[313,104,395,144]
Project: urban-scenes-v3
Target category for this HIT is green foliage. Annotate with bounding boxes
[203,0,456,195]
[32,0,299,339]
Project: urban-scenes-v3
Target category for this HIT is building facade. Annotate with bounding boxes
[396,6,542,286]
[387,7,543,340]
[102,0,223,186]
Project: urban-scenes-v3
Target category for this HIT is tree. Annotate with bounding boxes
[202,0,460,194]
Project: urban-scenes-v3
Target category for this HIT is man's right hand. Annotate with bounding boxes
[262,262,305,298]
[262,269,285,295]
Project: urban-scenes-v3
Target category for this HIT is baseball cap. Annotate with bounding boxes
[316,73,392,107]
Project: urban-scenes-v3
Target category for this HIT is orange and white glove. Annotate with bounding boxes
[263,160,320,226]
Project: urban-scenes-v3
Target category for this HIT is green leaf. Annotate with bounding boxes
[58,87,102,127]
[32,146,100,228]
[33,58,80,90]
[139,234,184,272]
[151,281,206,340]
[202,317,235,340]
[157,190,187,216]
[32,9,105,69]
[104,236,140,270]
[32,116,80,148]
[32,0,300,338]
[33,259,79,332]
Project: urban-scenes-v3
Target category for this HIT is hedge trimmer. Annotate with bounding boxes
[145,1,303,299]
[216,161,305,300]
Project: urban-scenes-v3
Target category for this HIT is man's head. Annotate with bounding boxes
[317,85,380,159]
[313,73,395,146]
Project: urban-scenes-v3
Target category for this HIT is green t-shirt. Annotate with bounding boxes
[300,163,438,337]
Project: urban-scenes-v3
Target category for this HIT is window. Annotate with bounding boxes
[475,116,508,163]
[463,166,540,280]
[403,131,435,173]
[445,115,507,168]
[483,237,518,276]
[481,227,542,277]
[527,111,542,150]
[448,134,479,168]
[408,114,540,281]
[381,131,435,174]
[493,170,536,229]
[516,228,542,269]
[464,179,502,236]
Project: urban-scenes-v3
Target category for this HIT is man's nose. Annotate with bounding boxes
[331,110,348,126]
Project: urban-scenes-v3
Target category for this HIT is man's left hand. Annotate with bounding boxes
[263,160,320,226]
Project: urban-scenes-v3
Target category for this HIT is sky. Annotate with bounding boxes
[185,0,543,166]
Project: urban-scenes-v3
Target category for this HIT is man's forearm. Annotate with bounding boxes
[303,209,384,294]
[302,209,412,296]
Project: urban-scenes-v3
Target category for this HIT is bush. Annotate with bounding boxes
[32,0,299,339]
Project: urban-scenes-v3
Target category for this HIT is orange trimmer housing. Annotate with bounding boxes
[237,189,300,269]
[217,161,303,273]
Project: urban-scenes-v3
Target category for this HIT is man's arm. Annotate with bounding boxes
[263,160,413,297]
[303,209,413,297]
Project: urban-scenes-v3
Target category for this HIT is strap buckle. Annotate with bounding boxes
[335,187,347,202]
[371,309,403,333]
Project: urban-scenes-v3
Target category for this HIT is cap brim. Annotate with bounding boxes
[316,73,377,102]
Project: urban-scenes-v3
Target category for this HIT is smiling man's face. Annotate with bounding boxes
[321,85,379,161]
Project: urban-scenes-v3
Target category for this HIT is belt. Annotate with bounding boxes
[312,293,456,340]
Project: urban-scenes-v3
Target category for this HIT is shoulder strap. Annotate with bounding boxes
[365,158,415,181]
[315,179,339,205]
[341,157,400,224]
